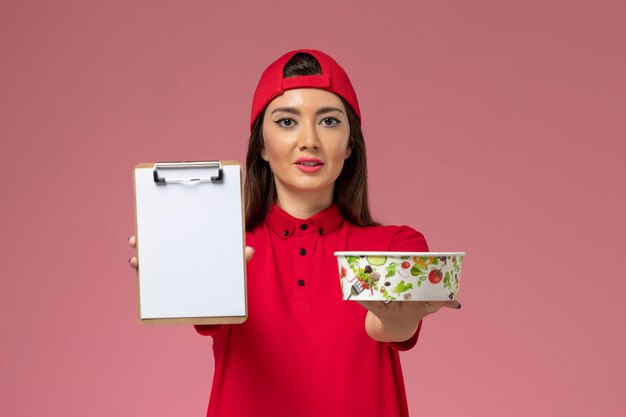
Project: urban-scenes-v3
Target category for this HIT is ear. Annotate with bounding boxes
[261,147,268,161]
[345,145,352,159]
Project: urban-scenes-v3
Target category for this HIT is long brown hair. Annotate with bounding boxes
[244,53,378,230]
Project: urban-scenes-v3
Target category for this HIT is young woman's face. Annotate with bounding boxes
[261,88,352,202]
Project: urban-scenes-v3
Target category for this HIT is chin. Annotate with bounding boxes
[285,181,334,194]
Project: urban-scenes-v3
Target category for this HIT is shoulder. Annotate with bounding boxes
[386,225,430,252]
[245,223,268,243]
[344,223,429,252]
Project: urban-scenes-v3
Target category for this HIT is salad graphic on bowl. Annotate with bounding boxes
[335,252,464,301]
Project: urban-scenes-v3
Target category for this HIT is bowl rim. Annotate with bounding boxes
[334,251,466,257]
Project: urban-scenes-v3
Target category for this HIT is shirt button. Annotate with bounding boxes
[297,279,305,286]
[299,248,307,256]
[300,224,308,231]
[318,228,324,235]
[283,230,289,237]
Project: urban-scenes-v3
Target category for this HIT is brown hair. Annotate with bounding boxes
[244,53,378,230]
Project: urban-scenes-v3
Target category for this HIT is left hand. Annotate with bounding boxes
[358,300,461,343]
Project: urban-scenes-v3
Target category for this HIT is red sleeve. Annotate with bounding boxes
[387,226,428,350]
[388,225,429,252]
[194,324,223,337]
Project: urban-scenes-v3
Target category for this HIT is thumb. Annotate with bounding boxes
[244,246,255,262]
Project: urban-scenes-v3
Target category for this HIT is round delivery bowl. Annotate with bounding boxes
[334,252,465,301]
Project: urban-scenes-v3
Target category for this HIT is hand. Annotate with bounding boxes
[127,236,255,271]
[358,300,461,343]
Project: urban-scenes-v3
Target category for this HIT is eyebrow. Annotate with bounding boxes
[270,106,345,116]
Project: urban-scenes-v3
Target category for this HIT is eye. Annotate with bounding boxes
[274,118,296,128]
[321,117,341,127]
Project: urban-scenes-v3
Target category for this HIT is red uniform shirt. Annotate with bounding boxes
[195,204,428,417]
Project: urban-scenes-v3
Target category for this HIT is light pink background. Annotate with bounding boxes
[1,1,624,416]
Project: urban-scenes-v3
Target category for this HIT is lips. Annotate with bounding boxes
[295,158,324,173]
[295,158,324,166]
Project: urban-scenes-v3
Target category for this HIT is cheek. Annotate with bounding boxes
[329,147,350,173]
[260,119,282,160]
[333,134,352,161]
[260,125,282,162]
[261,140,282,163]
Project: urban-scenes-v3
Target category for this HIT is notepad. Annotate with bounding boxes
[133,161,247,325]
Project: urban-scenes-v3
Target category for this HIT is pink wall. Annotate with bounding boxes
[1,1,624,416]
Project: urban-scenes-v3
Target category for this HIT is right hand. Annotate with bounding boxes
[127,236,255,270]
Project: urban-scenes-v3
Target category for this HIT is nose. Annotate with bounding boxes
[297,121,320,151]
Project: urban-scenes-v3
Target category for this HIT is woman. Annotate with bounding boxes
[129,49,460,417]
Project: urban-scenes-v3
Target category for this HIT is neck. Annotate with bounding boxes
[274,185,334,219]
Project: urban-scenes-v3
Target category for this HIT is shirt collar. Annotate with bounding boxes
[265,203,345,239]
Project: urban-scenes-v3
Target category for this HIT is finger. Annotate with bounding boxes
[244,246,255,262]
[429,300,461,310]
[129,256,138,270]
[128,236,136,248]
[357,301,377,310]
[357,301,390,314]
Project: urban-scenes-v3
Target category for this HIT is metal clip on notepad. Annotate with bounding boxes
[152,161,224,184]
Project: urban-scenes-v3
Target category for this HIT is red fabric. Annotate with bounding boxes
[250,49,361,130]
[195,204,428,417]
